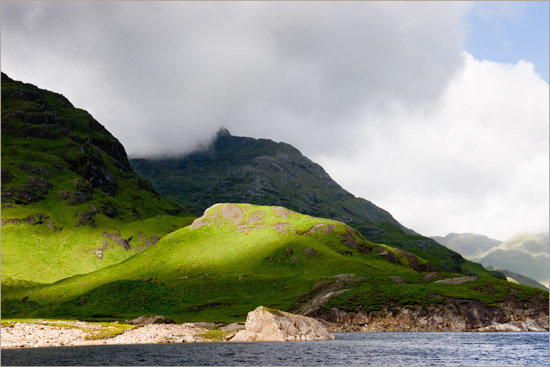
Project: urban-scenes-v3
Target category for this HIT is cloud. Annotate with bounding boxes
[1,1,468,157]
[2,2,547,240]
[317,53,549,240]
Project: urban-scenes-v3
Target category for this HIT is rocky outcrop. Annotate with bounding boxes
[103,230,133,251]
[309,293,549,332]
[76,211,96,227]
[229,306,334,342]
[1,177,53,204]
[303,248,320,257]
[129,315,175,325]
[293,274,358,316]
[219,322,245,332]
[1,213,49,226]
[435,276,477,284]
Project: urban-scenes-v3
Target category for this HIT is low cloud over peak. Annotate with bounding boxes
[2,1,468,157]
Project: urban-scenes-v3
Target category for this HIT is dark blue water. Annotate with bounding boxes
[2,332,548,366]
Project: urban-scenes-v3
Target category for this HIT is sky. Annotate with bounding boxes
[1,1,548,240]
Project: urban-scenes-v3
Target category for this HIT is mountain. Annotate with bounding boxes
[3,203,546,328]
[1,73,194,286]
[485,267,548,291]
[479,233,549,288]
[492,233,549,257]
[433,232,549,288]
[431,233,502,259]
[130,129,501,277]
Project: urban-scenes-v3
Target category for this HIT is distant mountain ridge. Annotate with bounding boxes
[431,233,502,259]
[432,232,549,289]
[130,129,501,277]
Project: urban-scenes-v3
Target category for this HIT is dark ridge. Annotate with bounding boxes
[1,73,183,219]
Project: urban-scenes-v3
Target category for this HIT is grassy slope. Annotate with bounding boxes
[1,73,194,285]
[3,204,545,323]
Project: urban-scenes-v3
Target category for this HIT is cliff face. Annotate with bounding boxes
[310,292,549,332]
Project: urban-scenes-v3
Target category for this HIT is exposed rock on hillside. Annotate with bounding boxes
[293,274,358,316]
[229,306,334,342]
[434,276,477,285]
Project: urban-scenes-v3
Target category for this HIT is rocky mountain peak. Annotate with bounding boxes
[216,127,231,138]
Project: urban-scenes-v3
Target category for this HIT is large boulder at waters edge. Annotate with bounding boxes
[229,306,334,342]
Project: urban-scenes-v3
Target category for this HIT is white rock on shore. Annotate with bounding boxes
[1,321,208,348]
[229,306,334,342]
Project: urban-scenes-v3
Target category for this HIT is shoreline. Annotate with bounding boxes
[2,319,548,349]
[1,320,212,349]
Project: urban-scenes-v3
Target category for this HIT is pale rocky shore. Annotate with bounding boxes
[1,307,333,348]
[1,320,210,349]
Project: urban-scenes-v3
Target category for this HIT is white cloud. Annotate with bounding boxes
[317,52,549,240]
[1,1,468,157]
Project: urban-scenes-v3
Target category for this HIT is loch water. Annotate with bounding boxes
[2,332,548,366]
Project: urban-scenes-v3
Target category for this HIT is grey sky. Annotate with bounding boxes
[1,1,548,240]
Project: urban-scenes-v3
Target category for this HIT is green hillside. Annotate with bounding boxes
[2,203,544,323]
[1,73,194,286]
[130,129,502,278]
